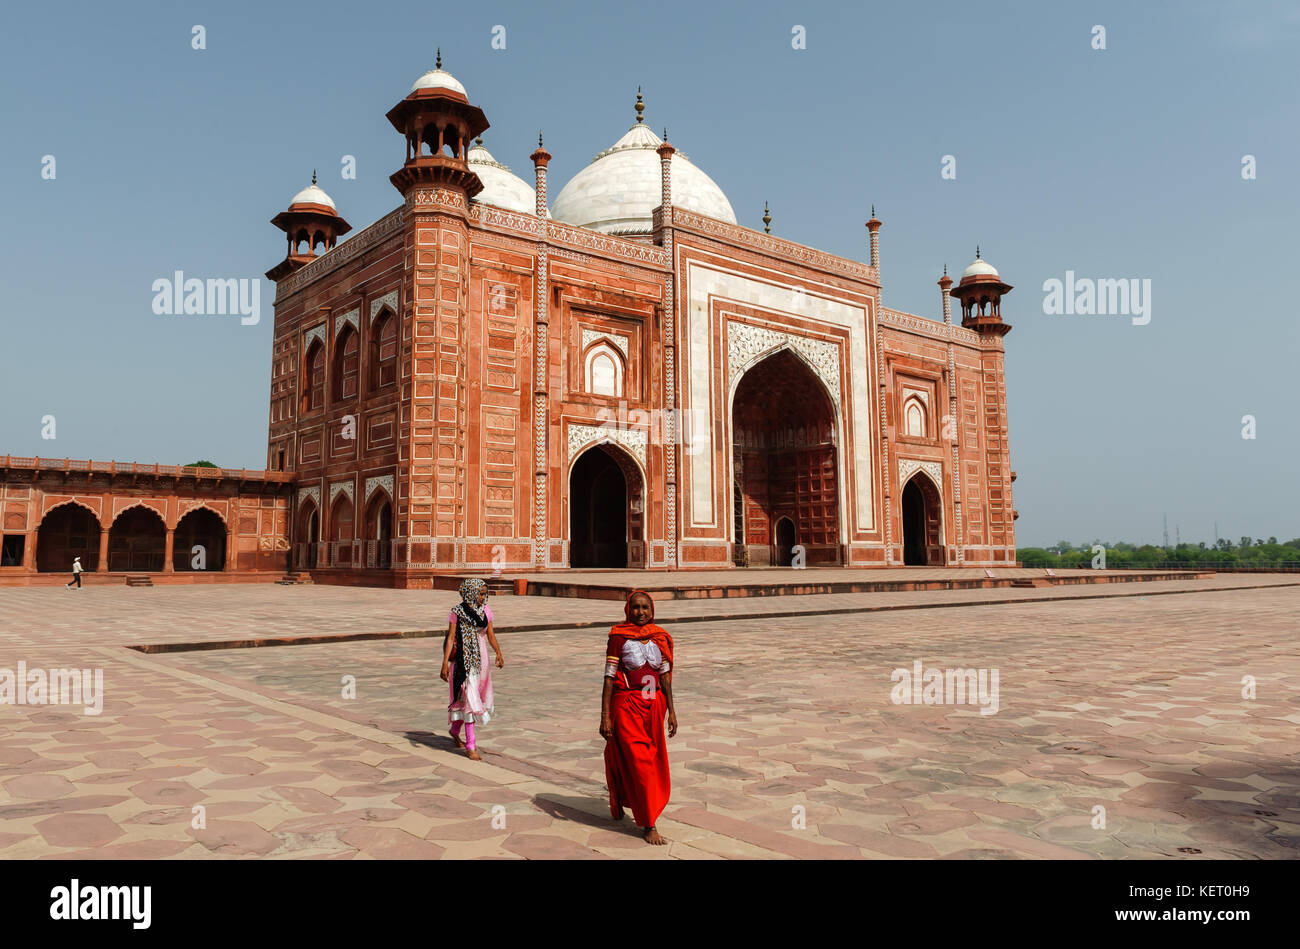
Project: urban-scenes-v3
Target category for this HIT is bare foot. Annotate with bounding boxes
[466,748,482,761]
[644,827,666,845]
[450,732,465,749]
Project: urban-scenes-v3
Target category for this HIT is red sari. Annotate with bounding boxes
[604,593,674,829]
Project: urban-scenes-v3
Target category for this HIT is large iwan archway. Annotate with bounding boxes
[568,444,644,568]
[731,348,840,566]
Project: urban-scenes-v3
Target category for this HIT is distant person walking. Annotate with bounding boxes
[601,590,677,845]
[65,556,83,589]
[440,578,504,761]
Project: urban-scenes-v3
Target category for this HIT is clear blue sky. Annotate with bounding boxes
[1,0,1296,547]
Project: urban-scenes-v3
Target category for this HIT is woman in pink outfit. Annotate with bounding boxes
[440,578,504,760]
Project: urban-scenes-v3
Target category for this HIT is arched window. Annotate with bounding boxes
[904,397,926,438]
[303,341,325,413]
[333,326,359,402]
[369,311,397,391]
[584,343,624,398]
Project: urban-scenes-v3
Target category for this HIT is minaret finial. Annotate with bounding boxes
[762,201,771,234]
[475,136,483,146]
[635,86,644,124]
[943,262,948,276]
[436,47,442,69]
[976,244,981,258]
[312,169,317,185]
[538,130,544,147]
[663,127,668,141]
[871,203,875,217]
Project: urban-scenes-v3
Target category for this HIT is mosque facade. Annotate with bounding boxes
[0,56,1018,586]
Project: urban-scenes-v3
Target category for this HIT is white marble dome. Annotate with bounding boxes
[552,123,736,235]
[468,140,547,216]
[410,67,466,97]
[290,182,336,210]
[962,255,999,279]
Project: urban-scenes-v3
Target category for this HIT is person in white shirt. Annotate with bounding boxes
[65,556,83,589]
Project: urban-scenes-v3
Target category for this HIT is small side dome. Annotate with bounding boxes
[961,250,998,279]
[290,181,336,211]
[467,139,547,216]
[409,49,467,97]
[410,68,467,96]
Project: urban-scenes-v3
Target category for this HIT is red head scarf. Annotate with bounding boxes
[607,589,673,666]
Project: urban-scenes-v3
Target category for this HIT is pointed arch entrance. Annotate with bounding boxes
[296,500,320,569]
[108,506,166,572]
[173,507,227,571]
[364,490,393,568]
[569,443,644,568]
[901,474,945,566]
[36,503,102,572]
[731,348,841,566]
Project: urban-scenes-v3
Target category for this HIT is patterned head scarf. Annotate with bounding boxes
[451,578,488,672]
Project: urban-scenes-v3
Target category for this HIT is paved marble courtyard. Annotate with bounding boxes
[1,576,1298,859]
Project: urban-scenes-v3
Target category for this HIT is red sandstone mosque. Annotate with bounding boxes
[0,54,1017,586]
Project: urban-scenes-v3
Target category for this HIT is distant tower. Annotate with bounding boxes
[949,247,1012,336]
[266,172,351,281]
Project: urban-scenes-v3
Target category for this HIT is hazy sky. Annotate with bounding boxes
[1,0,1296,547]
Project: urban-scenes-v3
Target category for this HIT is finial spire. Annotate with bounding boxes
[311,169,317,185]
[635,87,644,124]
[943,262,948,276]
[976,244,981,258]
[762,201,771,234]
[436,47,442,69]
[538,130,544,147]
[871,203,875,217]
[663,127,668,142]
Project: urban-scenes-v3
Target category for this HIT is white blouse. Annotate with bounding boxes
[605,638,671,678]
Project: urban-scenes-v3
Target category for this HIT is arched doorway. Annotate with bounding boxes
[297,501,319,569]
[109,506,166,572]
[36,503,101,572]
[569,444,643,568]
[774,516,796,566]
[732,348,840,567]
[329,494,355,567]
[365,491,393,568]
[901,475,944,566]
[173,508,226,571]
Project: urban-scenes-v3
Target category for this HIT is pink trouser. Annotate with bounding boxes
[450,720,476,749]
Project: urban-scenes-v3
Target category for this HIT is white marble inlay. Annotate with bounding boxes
[580,328,630,358]
[365,474,394,502]
[370,290,398,323]
[335,307,360,336]
[566,422,647,469]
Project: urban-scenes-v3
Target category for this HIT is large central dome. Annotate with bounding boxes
[552,121,736,235]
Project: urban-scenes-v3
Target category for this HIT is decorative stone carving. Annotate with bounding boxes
[567,422,647,468]
[726,320,841,407]
[296,486,320,509]
[328,480,354,505]
[303,324,326,351]
[369,291,398,323]
[364,474,394,502]
[335,307,359,336]
[407,188,466,211]
[546,220,669,267]
[470,203,543,236]
[580,328,629,358]
[898,458,942,489]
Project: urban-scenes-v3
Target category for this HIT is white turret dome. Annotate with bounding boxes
[290,182,336,210]
[468,140,547,216]
[410,67,467,97]
[552,123,735,235]
[962,255,998,279]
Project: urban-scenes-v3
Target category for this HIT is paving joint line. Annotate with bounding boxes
[123,580,1300,654]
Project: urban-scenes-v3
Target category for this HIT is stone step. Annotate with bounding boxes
[276,573,314,585]
[124,575,154,587]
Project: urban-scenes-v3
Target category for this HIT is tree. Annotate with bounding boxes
[186,460,218,468]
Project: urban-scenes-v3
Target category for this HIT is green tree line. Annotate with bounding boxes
[1018,537,1300,568]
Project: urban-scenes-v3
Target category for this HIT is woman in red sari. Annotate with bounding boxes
[600,590,678,845]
